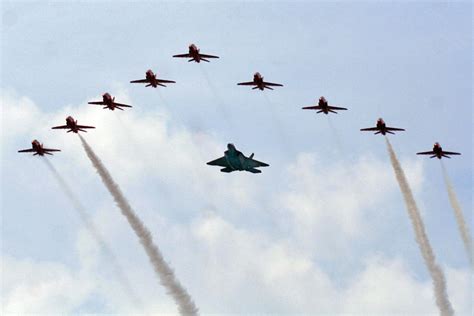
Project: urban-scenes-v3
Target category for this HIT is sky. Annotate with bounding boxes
[1,1,472,314]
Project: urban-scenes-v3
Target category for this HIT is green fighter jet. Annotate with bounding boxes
[207,143,269,174]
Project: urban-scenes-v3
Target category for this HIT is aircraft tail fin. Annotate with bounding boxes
[430,155,437,159]
[250,153,254,159]
[375,131,381,135]
[201,58,210,62]
[442,154,451,159]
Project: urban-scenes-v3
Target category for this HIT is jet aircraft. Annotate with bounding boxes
[18,140,61,156]
[52,116,95,133]
[360,118,405,135]
[417,142,461,159]
[130,69,176,88]
[207,143,269,174]
[302,96,348,114]
[173,44,219,63]
[237,72,283,91]
[88,93,132,111]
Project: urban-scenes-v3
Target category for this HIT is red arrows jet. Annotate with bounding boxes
[360,118,405,135]
[52,116,95,133]
[417,142,461,159]
[302,97,348,114]
[18,140,61,156]
[130,69,176,88]
[237,72,283,91]
[88,93,132,111]
[173,44,219,63]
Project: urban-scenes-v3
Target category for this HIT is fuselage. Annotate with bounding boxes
[65,116,80,133]
[432,143,443,159]
[31,140,45,155]
[146,69,157,87]
[189,44,201,62]
[319,97,329,114]
[376,118,387,135]
[253,73,264,90]
[224,144,247,171]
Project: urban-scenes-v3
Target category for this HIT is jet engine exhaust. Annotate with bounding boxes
[385,137,454,316]
[78,135,199,316]
[42,157,143,310]
[440,160,472,265]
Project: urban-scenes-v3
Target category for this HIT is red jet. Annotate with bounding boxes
[417,143,461,159]
[18,140,61,156]
[88,93,132,111]
[360,118,405,135]
[52,116,95,133]
[237,72,283,91]
[302,97,348,114]
[130,69,176,88]
[173,44,219,63]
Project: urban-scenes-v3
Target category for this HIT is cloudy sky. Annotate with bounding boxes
[1,1,472,314]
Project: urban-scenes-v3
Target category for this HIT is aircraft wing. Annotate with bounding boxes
[263,81,283,87]
[302,106,322,110]
[44,148,61,152]
[76,125,95,129]
[237,81,257,86]
[328,106,348,111]
[130,79,149,83]
[88,101,105,105]
[360,127,379,131]
[200,54,219,59]
[416,151,435,155]
[51,125,69,129]
[246,157,269,168]
[157,79,176,83]
[173,53,191,58]
[386,127,405,131]
[442,151,461,155]
[113,102,132,108]
[18,148,36,153]
[206,156,229,167]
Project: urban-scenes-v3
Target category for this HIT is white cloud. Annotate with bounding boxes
[1,91,470,314]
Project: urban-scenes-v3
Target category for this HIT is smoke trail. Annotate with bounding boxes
[78,135,199,316]
[198,65,234,129]
[42,157,143,310]
[326,116,345,156]
[440,161,472,264]
[385,138,454,316]
[262,92,294,154]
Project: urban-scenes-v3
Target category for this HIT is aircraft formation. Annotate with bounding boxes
[18,43,461,171]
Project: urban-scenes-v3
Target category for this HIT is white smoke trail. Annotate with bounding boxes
[385,138,454,316]
[326,116,345,156]
[42,157,143,310]
[198,64,234,130]
[440,160,472,265]
[262,92,294,155]
[78,135,199,315]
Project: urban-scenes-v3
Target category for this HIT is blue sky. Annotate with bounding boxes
[1,1,472,314]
